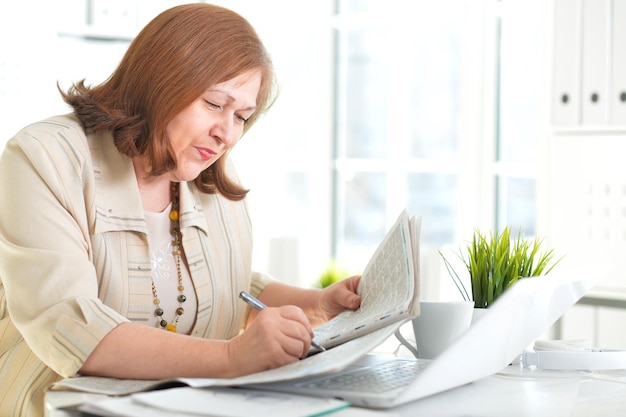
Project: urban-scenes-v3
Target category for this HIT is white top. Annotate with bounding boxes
[144,205,198,334]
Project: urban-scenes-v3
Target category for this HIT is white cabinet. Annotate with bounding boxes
[549,0,626,348]
[559,301,626,349]
[552,0,626,127]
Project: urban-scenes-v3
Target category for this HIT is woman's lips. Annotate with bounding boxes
[195,147,216,161]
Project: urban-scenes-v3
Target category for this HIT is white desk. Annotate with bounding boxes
[45,364,626,417]
[45,330,626,416]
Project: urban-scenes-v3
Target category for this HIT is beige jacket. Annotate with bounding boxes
[0,114,272,416]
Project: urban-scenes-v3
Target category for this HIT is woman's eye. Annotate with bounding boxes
[236,114,249,124]
[205,100,221,110]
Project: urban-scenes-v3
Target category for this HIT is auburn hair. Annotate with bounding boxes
[61,3,276,200]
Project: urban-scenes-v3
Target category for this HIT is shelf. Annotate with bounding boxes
[551,126,626,136]
[578,287,626,309]
[58,26,136,42]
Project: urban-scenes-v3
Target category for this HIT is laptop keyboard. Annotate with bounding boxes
[294,359,429,393]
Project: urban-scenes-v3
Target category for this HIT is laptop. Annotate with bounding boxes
[244,266,602,409]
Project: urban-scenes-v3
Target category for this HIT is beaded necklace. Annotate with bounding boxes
[150,182,186,332]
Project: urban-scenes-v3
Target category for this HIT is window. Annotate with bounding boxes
[494,0,546,234]
[333,1,472,270]
[332,0,546,277]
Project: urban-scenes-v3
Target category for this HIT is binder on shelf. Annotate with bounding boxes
[581,0,609,125]
[552,0,581,126]
[612,0,626,124]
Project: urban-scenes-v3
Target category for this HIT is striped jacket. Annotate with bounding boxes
[0,114,272,416]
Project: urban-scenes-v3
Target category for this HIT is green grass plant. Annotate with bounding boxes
[316,260,350,288]
[440,227,562,308]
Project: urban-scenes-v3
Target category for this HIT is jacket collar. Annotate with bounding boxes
[91,131,208,236]
[178,180,209,235]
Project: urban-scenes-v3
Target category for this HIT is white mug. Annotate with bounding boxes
[396,301,474,359]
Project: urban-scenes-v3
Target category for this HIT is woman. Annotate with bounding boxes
[0,4,360,416]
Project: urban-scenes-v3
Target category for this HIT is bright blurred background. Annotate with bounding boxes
[0,0,556,298]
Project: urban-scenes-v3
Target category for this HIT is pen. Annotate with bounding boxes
[239,291,326,352]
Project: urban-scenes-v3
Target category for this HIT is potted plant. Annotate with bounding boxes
[440,226,562,309]
[316,260,350,288]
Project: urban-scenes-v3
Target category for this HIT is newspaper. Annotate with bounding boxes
[314,209,421,348]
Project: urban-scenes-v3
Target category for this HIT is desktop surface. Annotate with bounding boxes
[46,361,626,417]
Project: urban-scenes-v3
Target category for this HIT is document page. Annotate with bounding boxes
[78,387,350,417]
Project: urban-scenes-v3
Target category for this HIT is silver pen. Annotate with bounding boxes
[239,291,326,352]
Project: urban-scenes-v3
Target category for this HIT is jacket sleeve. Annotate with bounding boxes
[0,121,128,377]
[250,271,276,298]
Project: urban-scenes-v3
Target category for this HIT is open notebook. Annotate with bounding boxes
[244,265,603,409]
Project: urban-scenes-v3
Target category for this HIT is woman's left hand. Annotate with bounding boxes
[316,275,361,322]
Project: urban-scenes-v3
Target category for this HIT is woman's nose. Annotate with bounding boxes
[210,114,237,147]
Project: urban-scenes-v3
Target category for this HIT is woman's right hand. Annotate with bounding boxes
[226,305,314,376]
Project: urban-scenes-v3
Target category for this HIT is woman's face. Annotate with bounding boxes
[165,69,261,182]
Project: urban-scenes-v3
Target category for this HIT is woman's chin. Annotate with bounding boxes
[173,165,213,182]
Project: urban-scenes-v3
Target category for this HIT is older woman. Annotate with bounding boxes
[0,4,360,416]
